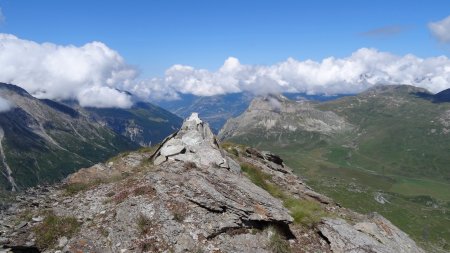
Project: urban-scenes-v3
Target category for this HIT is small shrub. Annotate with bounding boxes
[63,182,89,195]
[63,178,107,196]
[17,208,33,224]
[138,237,170,253]
[133,185,156,197]
[33,212,80,249]
[241,163,272,189]
[268,227,291,253]
[138,146,156,154]
[183,161,197,170]
[140,240,153,252]
[173,212,184,222]
[220,142,245,156]
[105,191,115,197]
[137,214,153,235]
[106,151,130,164]
[231,148,239,157]
[113,190,130,203]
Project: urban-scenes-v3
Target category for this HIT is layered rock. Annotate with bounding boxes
[218,95,353,141]
[152,112,240,172]
[318,215,424,253]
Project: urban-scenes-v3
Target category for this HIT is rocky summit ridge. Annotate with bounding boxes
[218,95,352,142]
[0,113,424,253]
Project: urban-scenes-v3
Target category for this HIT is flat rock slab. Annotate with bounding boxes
[318,216,425,253]
[160,144,186,157]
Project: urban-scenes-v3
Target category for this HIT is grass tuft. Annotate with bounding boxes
[33,212,80,249]
[221,142,244,157]
[241,163,325,226]
[63,182,90,195]
[137,214,153,235]
[267,227,291,253]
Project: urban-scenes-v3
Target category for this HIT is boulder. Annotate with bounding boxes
[151,112,235,170]
[318,215,425,253]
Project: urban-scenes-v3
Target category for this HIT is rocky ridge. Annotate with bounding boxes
[0,113,424,252]
[218,95,353,141]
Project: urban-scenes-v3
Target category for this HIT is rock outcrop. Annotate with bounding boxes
[318,215,424,253]
[0,113,425,253]
[218,95,353,141]
[151,113,232,168]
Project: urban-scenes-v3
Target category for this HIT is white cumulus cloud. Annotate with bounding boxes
[133,48,450,100]
[0,34,137,108]
[429,15,450,43]
[0,97,12,112]
[2,33,450,105]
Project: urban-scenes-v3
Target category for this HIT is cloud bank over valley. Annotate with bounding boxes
[1,33,450,107]
[0,97,12,112]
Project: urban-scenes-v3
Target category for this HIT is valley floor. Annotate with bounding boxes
[270,147,450,253]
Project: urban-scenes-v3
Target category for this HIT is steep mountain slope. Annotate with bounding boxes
[84,102,182,146]
[219,94,353,147]
[219,85,450,252]
[0,114,424,253]
[432,88,450,103]
[317,85,450,181]
[0,83,138,191]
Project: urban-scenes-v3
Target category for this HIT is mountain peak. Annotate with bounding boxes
[433,88,450,102]
[0,82,30,97]
[151,113,240,171]
[185,112,202,125]
[363,84,431,95]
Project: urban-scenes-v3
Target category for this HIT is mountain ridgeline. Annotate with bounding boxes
[0,83,182,191]
[82,102,182,147]
[218,85,450,252]
[155,92,348,133]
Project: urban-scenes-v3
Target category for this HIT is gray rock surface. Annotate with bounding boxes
[318,215,425,253]
[152,112,235,170]
[218,95,353,141]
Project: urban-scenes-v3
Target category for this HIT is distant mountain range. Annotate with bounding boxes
[0,83,182,191]
[155,92,349,133]
[79,102,182,146]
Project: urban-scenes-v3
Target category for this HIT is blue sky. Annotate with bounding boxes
[0,1,450,107]
[0,0,449,76]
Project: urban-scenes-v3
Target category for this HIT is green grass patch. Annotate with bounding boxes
[389,177,450,201]
[33,212,80,249]
[64,172,132,196]
[138,146,157,154]
[106,151,131,164]
[63,182,90,195]
[241,163,325,226]
[267,226,291,253]
[220,142,245,157]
